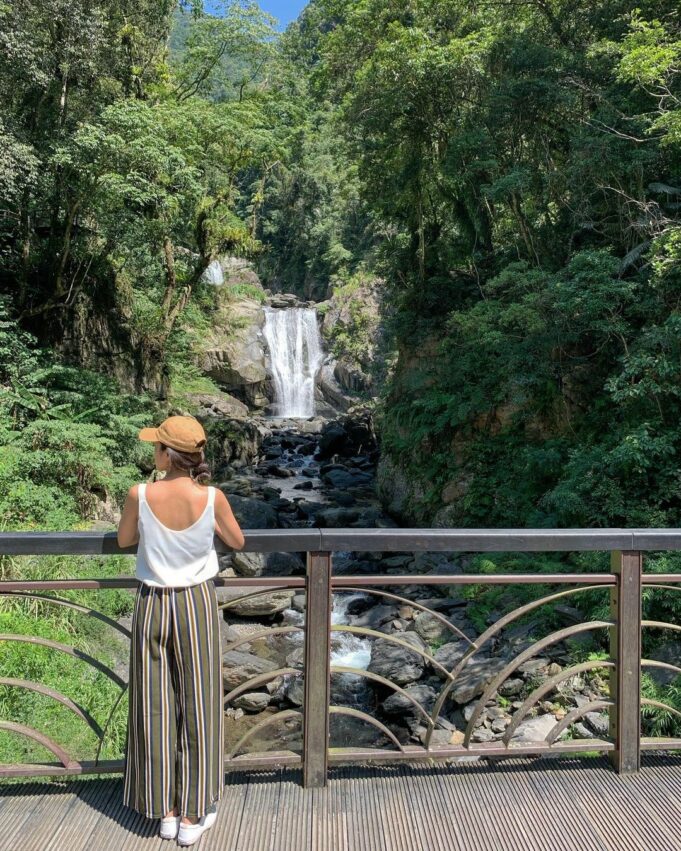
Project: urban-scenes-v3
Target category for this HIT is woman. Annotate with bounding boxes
[117,414,245,846]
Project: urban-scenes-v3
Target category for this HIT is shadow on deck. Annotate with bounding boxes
[2,754,681,851]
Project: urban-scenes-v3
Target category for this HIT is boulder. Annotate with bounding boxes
[510,714,558,744]
[432,642,467,675]
[230,550,305,578]
[317,423,348,458]
[647,640,681,686]
[348,604,399,630]
[222,651,278,690]
[315,363,356,414]
[333,358,373,394]
[222,493,278,528]
[368,632,427,686]
[448,657,508,704]
[199,297,268,401]
[183,392,249,419]
[414,611,450,643]
[382,685,437,717]
[216,587,295,616]
[206,416,271,469]
[498,678,525,697]
[233,692,271,712]
[584,711,609,736]
[321,468,373,489]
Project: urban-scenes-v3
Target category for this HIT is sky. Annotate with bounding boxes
[205,1,309,30]
[259,0,309,29]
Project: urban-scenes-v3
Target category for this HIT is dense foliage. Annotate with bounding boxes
[0,0,680,761]
[271,0,681,530]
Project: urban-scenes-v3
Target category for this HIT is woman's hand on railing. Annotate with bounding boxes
[214,489,246,551]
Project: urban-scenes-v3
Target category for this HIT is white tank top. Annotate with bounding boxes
[135,483,220,588]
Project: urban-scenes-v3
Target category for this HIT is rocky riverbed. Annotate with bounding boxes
[210,409,611,757]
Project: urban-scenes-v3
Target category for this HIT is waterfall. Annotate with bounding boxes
[281,592,372,671]
[202,259,224,285]
[330,593,372,669]
[262,306,324,418]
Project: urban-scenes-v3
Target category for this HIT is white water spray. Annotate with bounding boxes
[262,307,324,418]
[202,259,224,285]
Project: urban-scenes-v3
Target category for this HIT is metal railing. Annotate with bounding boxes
[0,528,680,787]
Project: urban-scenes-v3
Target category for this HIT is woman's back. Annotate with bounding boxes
[135,481,219,588]
[144,479,214,531]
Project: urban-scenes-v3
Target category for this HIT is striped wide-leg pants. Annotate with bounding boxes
[122,579,224,819]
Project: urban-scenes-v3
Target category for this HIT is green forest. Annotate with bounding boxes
[0,0,680,769]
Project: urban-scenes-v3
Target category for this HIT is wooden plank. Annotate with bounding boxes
[6,757,681,849]
[3,527,681,557]
[37,779,118,851]
[302,552,331,789]
[609,550,642,774]
[319,528,644,552]
[202,770,250,851]
[0,529,321,556]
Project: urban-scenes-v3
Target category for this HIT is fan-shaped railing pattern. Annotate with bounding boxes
[640,604,681,745]
[219,586,304,764]
[2,533,680,785]
[0,590,130,771]
[327,584,615,756]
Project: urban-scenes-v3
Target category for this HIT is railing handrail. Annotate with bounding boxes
[1,527,681,555]
[3,529,681,784]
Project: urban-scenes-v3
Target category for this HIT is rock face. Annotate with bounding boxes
[200,297,269,407]
[316,274,383,396]
[315,360,358,414]
[376,454,430,526]
[181,392,249,419]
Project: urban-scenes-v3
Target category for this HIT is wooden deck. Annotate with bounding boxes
[2,754,681,851]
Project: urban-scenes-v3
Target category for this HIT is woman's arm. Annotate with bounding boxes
[214,488,246,551]
[117,484,140,548]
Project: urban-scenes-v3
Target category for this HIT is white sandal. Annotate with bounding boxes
[159,815,181,840]
[177,804,217,847]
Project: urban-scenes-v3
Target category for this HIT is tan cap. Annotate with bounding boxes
[138,415,207,453]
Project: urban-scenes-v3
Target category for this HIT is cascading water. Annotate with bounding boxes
[330,593,372,669]
[202,259,224,285]
[262,306,324,418]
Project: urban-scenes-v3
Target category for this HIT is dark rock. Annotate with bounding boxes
[330,491,356,506]
[498,678,525,697]
[585,711,609,736]
[233,692,271,712]
[368,632,427,686]
[321,468,373,489]
[222,651,278,690]
[382,685,437,717]
[433,641,467,675]
[349,604,399,629]
[267,464,295,478]
[223,493,279,528]
[647,640,681,687]
[317,423,348,458]
[449,657,508,704]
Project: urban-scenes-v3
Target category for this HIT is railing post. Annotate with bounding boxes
[303,550,332,788]
[609,549,642,774]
